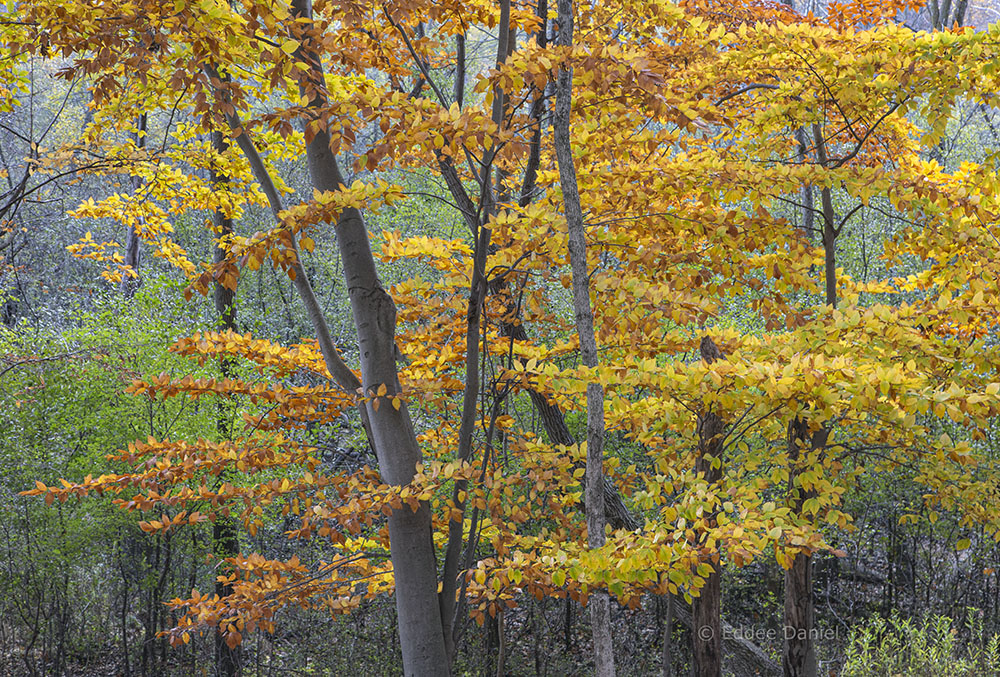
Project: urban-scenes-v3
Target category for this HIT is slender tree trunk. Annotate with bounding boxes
[692,337,725,677]
[661,594,674,677]
[288,2,450,673]
[482,0,636,534]
[553,0,615,673]
[121,113,145,298]
[783,125,837,677]
[438,0,509,656]
[210,129,241,677]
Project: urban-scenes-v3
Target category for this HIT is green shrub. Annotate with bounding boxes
[841,611,1000,677]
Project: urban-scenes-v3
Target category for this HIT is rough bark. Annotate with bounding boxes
[453,34,465,109]
[671,599,783,677]
[553,0,615,673]
[525,381,639,530]
[661,593,674,677]
[811,123,837,311]
[782,126,838,677]
[783,420,829,677]
[692,337,725,677]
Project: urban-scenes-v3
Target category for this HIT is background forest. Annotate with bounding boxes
[4,0,1000,675]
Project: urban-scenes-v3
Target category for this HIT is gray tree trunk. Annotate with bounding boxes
[288,2,450,674]
[553,0,615,674]
[210,2,451,670]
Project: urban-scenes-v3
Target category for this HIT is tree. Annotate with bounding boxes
[15,0,1000,675]
[553,0,616,672]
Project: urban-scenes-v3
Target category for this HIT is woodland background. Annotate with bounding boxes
[4,0,1000,675]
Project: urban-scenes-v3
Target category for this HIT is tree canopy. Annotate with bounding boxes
[5,0,1000,674]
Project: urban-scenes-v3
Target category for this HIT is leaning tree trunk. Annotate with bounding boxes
[692,337,725,677]
[210,2,450,669]
[553,0,615,673]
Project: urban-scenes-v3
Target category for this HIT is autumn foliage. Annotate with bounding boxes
[8,0,1000,669]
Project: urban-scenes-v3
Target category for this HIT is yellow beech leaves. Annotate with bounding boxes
[15,0,1000,651]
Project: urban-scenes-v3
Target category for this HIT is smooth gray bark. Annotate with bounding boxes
[208,11,449,668]
[553,0,615,674]
[288,3,450,673]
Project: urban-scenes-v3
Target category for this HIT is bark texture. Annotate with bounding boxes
[290,1,450,669]
[671,599,782,677]
[782,419,828,677]
[661,593,673,677]
[692,337,725,677]
[782,126,837,677]
[553,0,615,673]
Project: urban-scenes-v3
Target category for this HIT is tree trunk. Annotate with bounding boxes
[288,2,449,673]
[692,337,725,677]
[671,599,782,677]
[782,126,838,677]
[438,1,509,656]
[210,129,241,677]
[553,0,615,673]
[211,2,450,670]
[782,420,828,677]
[661,594,673,677]
[121,113,145,298]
